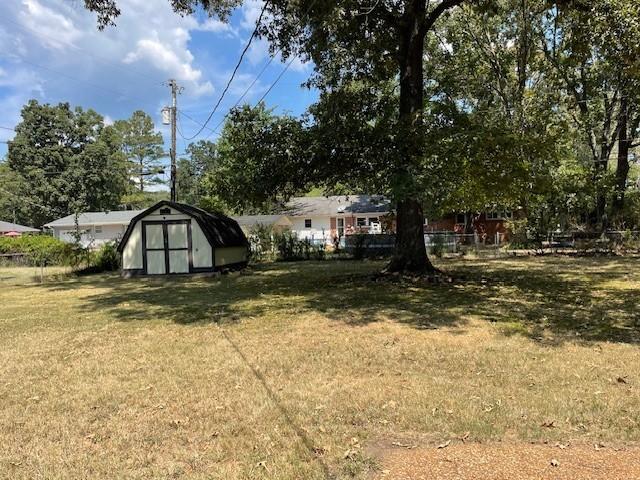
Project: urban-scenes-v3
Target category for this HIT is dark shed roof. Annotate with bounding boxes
[117,201,248,252]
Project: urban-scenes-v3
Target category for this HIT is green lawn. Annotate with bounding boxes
[0,257,639,479]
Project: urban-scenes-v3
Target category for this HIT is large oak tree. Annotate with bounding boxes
[83,0,471,274]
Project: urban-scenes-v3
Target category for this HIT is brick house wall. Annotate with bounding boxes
[426,213,512,243]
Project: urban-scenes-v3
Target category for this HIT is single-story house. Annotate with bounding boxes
[118,201,248,276]
[44,196,394,248]
[283,195,391,245]
[425,210,514,243]
[44,210,142,248]
[0,221,40,236]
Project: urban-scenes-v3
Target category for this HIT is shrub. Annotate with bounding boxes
[94,242,120,271]
[273,230,325,261]
[429,234,446,258]
[351,234,368,260]
[248,224,276,262]
[0,235,77,265]
[76,242,121,275]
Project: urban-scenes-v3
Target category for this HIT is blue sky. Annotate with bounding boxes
[0,0,318,165]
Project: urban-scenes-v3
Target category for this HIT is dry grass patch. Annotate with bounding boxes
[1,257,639,479]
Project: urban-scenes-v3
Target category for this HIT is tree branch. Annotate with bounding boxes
[420,0,467,37]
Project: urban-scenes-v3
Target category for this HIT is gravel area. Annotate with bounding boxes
[373,442,640,480]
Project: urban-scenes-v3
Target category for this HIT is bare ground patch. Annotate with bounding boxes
[370,441,640,480]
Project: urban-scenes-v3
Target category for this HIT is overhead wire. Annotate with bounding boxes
[179,0,271,140]
[180,0,318,144]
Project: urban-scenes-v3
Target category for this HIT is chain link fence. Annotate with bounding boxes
[0,253,74,285]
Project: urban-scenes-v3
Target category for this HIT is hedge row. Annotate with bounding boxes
[0,235,78,265]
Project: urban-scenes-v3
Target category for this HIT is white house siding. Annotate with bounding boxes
[290,216,332,244]
[53,224,127,248]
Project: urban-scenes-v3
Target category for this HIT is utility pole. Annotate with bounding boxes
[169,79,178,202]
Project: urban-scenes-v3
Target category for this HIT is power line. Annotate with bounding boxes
[178,110,217,134]
[0,126,16,132]
[197,0,318,142]
[0,186,67,217]
[180,0,271,140]
[199,53,300,142]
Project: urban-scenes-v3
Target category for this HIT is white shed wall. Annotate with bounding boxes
[122,222,143,270]
[121,206,214,271]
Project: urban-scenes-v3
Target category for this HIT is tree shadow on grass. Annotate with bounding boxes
[36,257,640,345]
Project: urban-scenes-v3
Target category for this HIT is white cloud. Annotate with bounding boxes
[240,0,266,30]
[18,0,81,50]
[123,32,214,96]
[197,18,237,37]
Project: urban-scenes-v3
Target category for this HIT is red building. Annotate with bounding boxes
[425,211,513,244]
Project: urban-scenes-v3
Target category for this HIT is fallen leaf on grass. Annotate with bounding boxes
[391,441,417,449]
[343,449,358,460]
[437,440,451,449]
[313,446,327,456]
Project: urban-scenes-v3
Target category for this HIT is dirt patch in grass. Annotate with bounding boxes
[370,441,640,479]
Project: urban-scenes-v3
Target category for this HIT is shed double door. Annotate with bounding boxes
[144,220,192,275]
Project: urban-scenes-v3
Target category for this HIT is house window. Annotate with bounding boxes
[456,213,466,224]
[94,225,102,234]
[487,211,513,220]
[356,217,367,227]
[337,218,345,237]
[304,219,312,228]
[368,217,379,225]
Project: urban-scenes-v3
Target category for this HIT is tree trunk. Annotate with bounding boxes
[387,0,436,274]
[139,157,144,192]
[612,97,630,225]
[588,143,610,230]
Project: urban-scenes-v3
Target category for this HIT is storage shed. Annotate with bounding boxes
[117,201,248,276]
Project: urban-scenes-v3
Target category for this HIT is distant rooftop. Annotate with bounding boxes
[44,210,143,228]
[283,195,390,216]
[0,221,40,233]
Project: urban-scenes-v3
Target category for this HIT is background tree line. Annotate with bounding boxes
[0,101,167,227]
[174,0,640,242]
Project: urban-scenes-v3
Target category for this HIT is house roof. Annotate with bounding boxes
[233,215,292,229]
[44,210,143,228]
[0,221,40,233]
[283,195,390,216]
[117,201,248,252]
